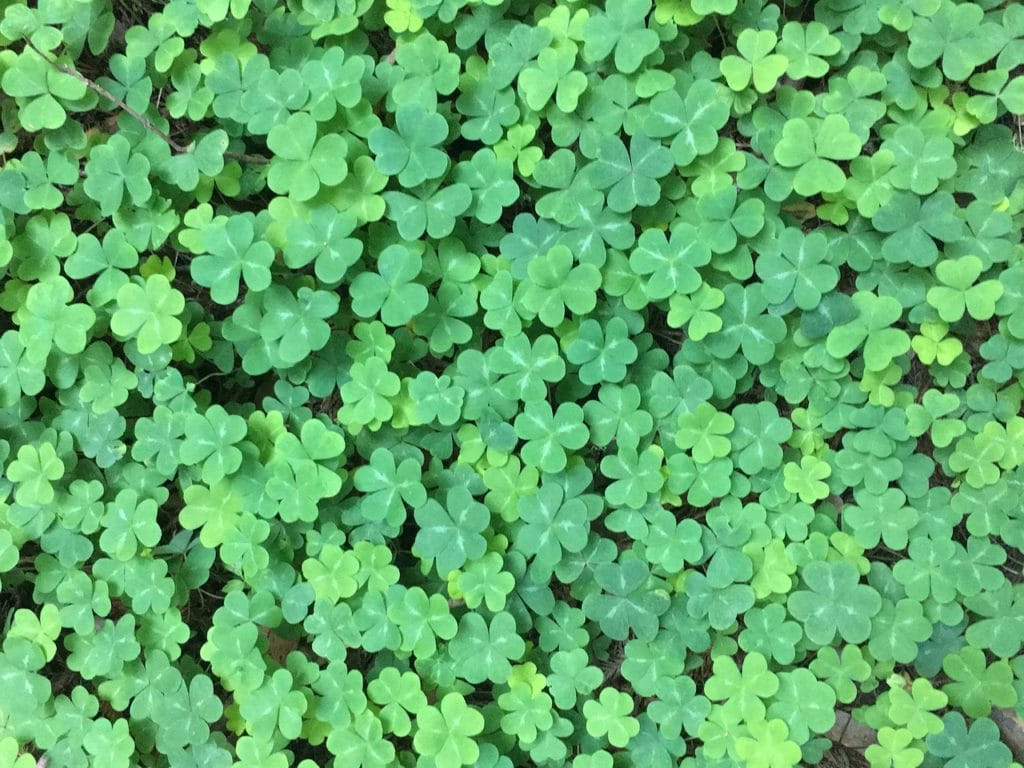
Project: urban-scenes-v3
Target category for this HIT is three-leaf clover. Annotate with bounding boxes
[720,29,789,93]
[110,275,184,354]
[267,112,348,201]
[7,443,64,506]
[773,115,863,196]
[582,689,639,748]
[350,244,429,327]
[926,255,1004,322]
[192,214,274,305]
[369,105,450,188]
[413,486,489,575]
[413,693,484,768]
[83,134,152,216]
[581,0,659,73]
[788,560,882,644]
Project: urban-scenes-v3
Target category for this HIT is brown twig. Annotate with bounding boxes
[23,39,269,165]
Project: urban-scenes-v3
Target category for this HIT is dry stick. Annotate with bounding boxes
[24,40,270,165]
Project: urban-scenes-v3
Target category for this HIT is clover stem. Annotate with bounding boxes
[22,39,270,165]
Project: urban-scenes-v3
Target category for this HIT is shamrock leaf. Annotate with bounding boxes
[3,46,88,131]
[339,357,401,431]
[413,693,484,768]
[865,728,923,768]
[926,713,1012,768]
[283,207,363,284]
[517,245,602,328]
[826,291,911,371]
[448,611,525,684]
[350,244,429,327]
[583,689,639,748]
[413,486,489,575]
[367,668,427,737]
[777,21,840,79]
[110,275,184,354]
[676,403,733,464]
[7,442,64,506]
[926,255,1003,322]
[585,134,673,213]
[881,124,957,195]
[644,80,730,165]
[192,214,274,305]
[756,228,838,310]
[582,559,670,641]
[941,646,1016,718]
[907,1,1006,81]
[704,652,779,722]
[18,275,96,363]
[566,317,638,385]
[721,29,789,93]
[514,401,589,474]
[516,483,589,574]
[629,225,711,300]
[788,560,882,644]
[267,111,348,201]
[735,719,802,768]
[369,105,449,188]
[179,405,247,484]
[83,135,152,216]
[773,115,863,196]
[582,0,659,73]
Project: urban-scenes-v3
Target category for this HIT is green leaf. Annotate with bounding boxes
[413,693,484,768]
[267,111,348,201]
[413,487,489,576]
[83,134,153,216]
[110,275,184,354]
[788,560,882,644]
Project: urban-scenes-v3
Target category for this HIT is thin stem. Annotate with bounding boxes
[23,40,269,165]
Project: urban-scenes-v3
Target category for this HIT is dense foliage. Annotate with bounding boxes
[2,0,1024,767]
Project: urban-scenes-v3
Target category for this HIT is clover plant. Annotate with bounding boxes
[1,1,1024,768]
